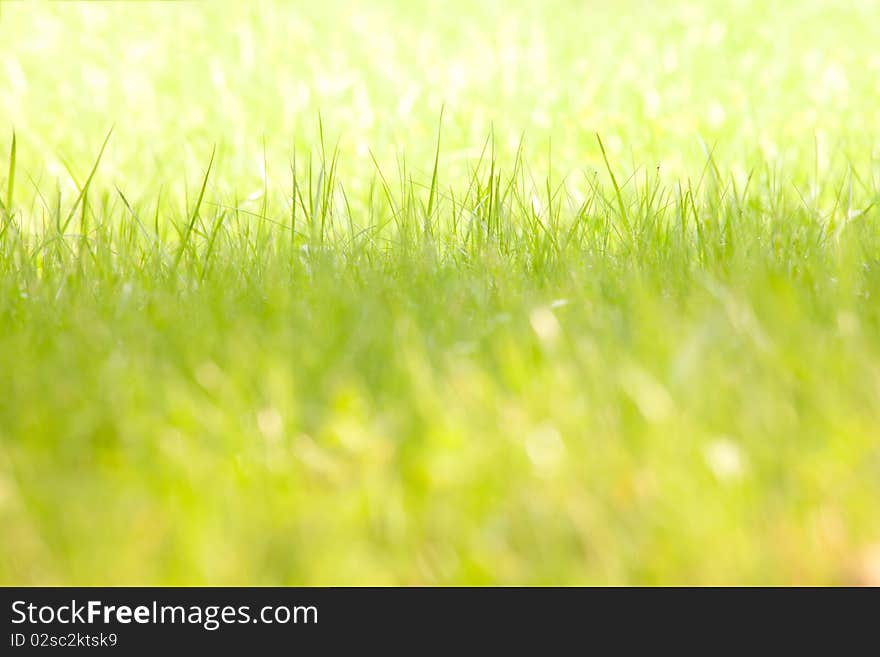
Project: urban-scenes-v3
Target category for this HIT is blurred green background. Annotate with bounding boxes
[4,1,879,195]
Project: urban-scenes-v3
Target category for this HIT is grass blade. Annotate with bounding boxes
[175,145,216,268]
[596,133,630,238]
[426,105,444,223]
[61,127,114,233]
[5,131,15,216]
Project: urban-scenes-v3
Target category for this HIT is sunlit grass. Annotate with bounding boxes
[1,0,879,584]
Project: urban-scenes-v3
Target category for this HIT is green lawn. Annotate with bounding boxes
[1,0,879,584]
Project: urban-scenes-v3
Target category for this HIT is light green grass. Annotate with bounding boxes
[1,0,879,584]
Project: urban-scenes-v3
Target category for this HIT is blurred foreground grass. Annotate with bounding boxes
[1,0,880,584]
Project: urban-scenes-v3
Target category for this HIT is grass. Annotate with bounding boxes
[1,0,880,584]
